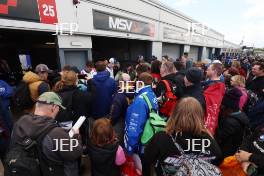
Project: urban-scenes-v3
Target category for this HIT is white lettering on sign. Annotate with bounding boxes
[42,4,55,17]
[109,16,132,31]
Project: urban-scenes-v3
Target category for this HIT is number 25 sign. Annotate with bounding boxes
[38,0,58,24]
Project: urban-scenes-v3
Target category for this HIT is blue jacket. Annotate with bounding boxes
[0,80,13,109]
[0,80,13,132]
[124,86,158,155]
[92,71,117,118]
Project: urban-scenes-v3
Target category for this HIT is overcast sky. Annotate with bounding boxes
[159,0,264,48]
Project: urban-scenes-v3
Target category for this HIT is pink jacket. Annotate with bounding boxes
[237,87,248,110]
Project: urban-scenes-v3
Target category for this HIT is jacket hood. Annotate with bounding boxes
[204,82,225,96]
[162,73,181,84]
[93,71,110,82]
[23,71,42,84]
[185,83,202,92]
[58,85,77,93]
[230,112,249,126]
[88,140,118,164]
[136,85,152,96]
[12,114,58,142]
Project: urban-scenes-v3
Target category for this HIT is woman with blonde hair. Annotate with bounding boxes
[232,60,247,77]
[230,75,248,110]
[143,97,222,176]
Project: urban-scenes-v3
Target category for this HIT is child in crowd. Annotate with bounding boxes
[87,118,126,176]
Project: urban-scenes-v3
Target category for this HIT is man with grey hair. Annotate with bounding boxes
[35,64,50,82]
[155,61,184,98]
[6,92,82,176]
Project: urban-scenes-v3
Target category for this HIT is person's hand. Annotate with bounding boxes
[71,128,79,135]
[235,150,252,162]
[85,76,91,80]
[241,162,251,173]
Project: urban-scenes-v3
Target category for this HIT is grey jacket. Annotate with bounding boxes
[11,114,83,176]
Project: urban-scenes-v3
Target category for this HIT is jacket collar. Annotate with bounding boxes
[136,85,152,96]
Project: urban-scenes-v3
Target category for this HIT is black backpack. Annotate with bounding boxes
[243,90,259,114]
[4,125,63,176]
[12,81,34,110]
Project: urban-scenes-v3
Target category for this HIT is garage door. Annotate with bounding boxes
[162,43,181,61]
[64,51,88,70]
[205,48,212,60]
[189,46,199,61]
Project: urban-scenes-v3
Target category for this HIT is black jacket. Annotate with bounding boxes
[246,76,264,99]
[56,85,94,123]
[143,131,223,176]
[240,123,264,174]
[10,114,83,176]
[215,112,249,157]
[183,83,206,110]
[87,139,120,176]
[155,72,184,98]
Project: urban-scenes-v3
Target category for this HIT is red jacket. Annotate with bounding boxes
[204,82,226,135]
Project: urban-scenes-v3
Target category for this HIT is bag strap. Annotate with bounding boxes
[170,134,185,155]
[142,94,153,112]
[20,123,57,151]
[161,80,172,92]
[35,124,58,146]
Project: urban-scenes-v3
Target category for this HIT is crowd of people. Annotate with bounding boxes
[0,52,263,176]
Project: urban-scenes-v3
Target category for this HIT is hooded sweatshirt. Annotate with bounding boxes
[87,140,120,176]
[91,71,117,118]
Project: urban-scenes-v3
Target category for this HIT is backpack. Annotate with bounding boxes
[243,90,259,114]
[159,80,177,118]
[231,112,252,138]
[160,135,222,176]
[12,81,34,110]
[56,89,76,122]
[141,94,167,145]
[4,125,64,176]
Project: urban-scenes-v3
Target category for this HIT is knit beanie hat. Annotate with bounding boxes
[222,88,242,111]
[185,67,203,84]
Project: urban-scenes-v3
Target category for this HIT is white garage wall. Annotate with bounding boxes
[162,43,181,61]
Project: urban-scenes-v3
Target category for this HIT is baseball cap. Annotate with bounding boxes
[109,58,116,64]
[212,60,222,64]
[35,64,50,73]
[37,92,66,109]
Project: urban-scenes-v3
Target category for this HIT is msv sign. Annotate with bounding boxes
[109,16,132,31]
[93,10,155,37]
